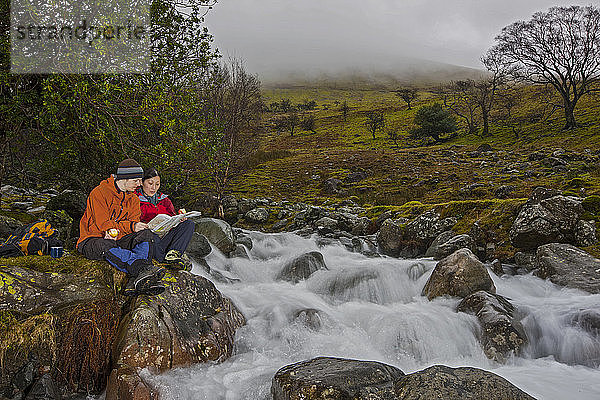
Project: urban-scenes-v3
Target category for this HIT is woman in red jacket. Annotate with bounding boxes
[137,168,194,270]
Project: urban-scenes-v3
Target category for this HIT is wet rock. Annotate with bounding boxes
[534,243,600,294]
[107,272,245,397]
[315,216,338,230]
[351,217,371,236]
[394,365,536,400]
[272,219,289,232]
[235,234,253,250]
[293,309,322,330]
[510,195,583,250]
[271,356,404,400]
[407,262,429,281]
[514,252,535,270]
[425,231,457,257]
[567,309,600,337]
[230,243,250,259]
[245,207,269,223]
[193,218,236,254]
[187,233,212,260]
[575,220,597,247]
[457,291,527,362]
[491,259,504,276]
[277,251,328,283]
[422,249,495,300]
[351,237,379,257]
[432,234,474,260]
[377,219,405,257]
[405,210,457,251]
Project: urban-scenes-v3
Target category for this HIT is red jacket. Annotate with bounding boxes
[78,176,141,246]
[137,190,175,223]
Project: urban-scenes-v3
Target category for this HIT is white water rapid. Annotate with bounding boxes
[144,231,600,400]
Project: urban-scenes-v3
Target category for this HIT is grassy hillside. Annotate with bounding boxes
[221,84,600,207]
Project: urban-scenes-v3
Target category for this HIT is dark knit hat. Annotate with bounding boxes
[116,158,143,180]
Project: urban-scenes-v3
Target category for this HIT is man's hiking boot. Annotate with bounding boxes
[164,249,193,272]
[123,264,166,296]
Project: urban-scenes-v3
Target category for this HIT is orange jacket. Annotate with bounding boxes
[77,176,141,247]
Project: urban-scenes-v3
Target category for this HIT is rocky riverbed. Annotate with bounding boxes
[1,184,599,399]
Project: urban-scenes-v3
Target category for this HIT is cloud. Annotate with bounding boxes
[204,0,594,78]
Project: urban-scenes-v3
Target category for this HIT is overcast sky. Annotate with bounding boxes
[204,0,593,78]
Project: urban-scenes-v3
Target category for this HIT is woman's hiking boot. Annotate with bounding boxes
[123,264,166,296]
[164,249,192,272]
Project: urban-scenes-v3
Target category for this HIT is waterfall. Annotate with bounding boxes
[144,230,600,400]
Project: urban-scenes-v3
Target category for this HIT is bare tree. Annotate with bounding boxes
[485,5,600,129]
[446,80,480,135]
[340,100,350,122]
[301,114,317,134]
[365,111,385,139]
[394,87,418,110]
[199,58,262,218]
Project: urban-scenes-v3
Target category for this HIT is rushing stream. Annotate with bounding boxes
[144,230,600,400]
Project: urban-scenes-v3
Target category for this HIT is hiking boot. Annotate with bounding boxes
[164,249,193,272]
[123,264,166,296]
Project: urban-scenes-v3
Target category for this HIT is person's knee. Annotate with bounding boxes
[137,229,156,242]
[180,219,195,232]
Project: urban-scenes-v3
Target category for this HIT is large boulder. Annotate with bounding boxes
[575,220,597,247]
[424,231,456,258]
[193,218,236,254]
[534,243,600,294]
[457,291,527,362]
[405,210,457,253]
[432,234,474,260]
[422,249,495,300]
[271,356,405,400]
[377,219,405,257]
[510,194,584,250]
[276,251,327,283]
[186,232,212,261]
[106,271,245,400]
[394,365,536,400]
[0,256,122,399]
[245,207,269,223]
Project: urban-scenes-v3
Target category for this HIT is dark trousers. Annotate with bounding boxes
[77,229,156,276]
[153,220,194,261]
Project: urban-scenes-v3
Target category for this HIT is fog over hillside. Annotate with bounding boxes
[205,0,592,86]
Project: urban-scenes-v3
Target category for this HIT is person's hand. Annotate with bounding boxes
[104,231,117,240]
[134,222,149,232]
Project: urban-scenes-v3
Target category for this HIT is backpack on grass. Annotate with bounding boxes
[0,219,62,258]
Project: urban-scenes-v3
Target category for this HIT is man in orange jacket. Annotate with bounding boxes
[77,158,165,296]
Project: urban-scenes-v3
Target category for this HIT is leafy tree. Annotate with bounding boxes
[485,5,600,129]
[394,87,418,110]
[365,111,385,139]
[411,103,458,144]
